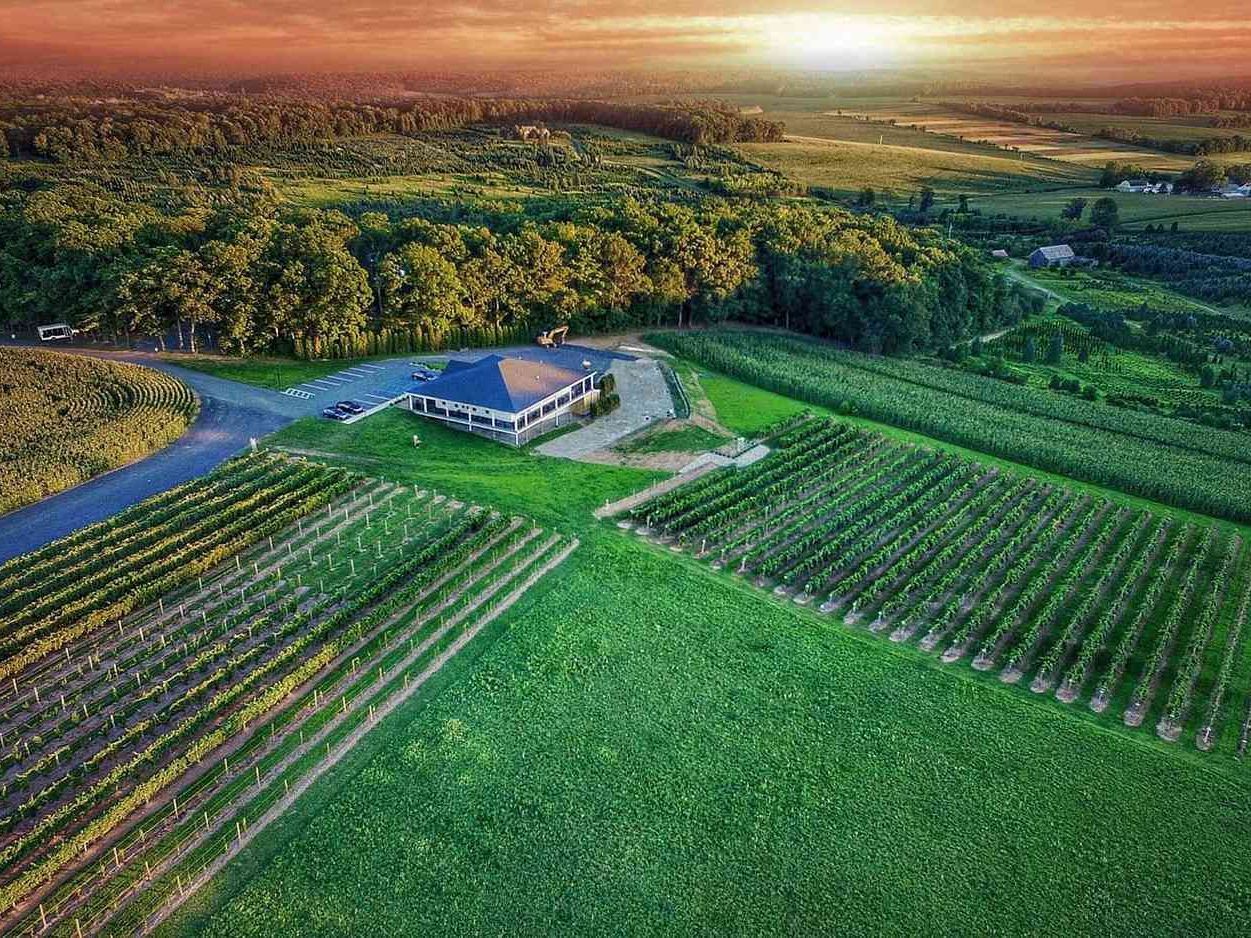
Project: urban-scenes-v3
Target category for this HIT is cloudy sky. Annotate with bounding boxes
[4,1,1251,80]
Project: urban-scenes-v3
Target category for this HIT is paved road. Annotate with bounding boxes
[0,348,309,564]
[0,342,637,563]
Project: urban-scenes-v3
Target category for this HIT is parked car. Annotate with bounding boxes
[411,367,439,382]
[321,407,350,421]
[335,400,366,415]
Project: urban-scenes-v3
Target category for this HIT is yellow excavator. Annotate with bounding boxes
[536,325,569,348]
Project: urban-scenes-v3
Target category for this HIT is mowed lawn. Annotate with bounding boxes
[163,354,393,391]
[163,408,1251,937]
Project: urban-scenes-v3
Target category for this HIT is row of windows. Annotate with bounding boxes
[413,379,592,432]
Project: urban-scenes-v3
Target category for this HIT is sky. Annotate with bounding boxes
[4,1,1251,82]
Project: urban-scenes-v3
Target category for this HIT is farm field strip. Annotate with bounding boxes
[620,416,1251,752]
[118,535,579,938]
[16,525,567,938]
[0,479,403,735]
[650,331,1251,524]
[0,455,364,687]
[0,454,574,936]
[837,106,1191,170]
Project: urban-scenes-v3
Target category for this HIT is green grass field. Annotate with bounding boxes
[739,137,1093,199]
[961,187,1251,231]
[161,354,385,391]
[614,423,729,454]
[160,386,1251,938]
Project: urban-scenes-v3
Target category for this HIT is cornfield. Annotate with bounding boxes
[0,348,198,514]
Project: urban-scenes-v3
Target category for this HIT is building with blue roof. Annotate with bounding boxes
[405,354,598,446]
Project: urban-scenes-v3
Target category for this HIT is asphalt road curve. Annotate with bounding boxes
[0,350,309,564]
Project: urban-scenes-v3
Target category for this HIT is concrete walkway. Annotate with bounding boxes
[537,358,674,460]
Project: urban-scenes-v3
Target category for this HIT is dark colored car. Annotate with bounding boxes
[411,368,439,382]
[335,400,366,415]
[322,406,350,420]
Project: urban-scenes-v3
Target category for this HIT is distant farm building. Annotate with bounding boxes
[1029,244,1077,268]
[515,125,551,143]
[990,249,1010,259]
[405,355,596,446]
[1117,179,1174,195]
[1220,182,1251,199]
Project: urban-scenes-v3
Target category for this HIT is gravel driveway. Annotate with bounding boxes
[537,358,674,459]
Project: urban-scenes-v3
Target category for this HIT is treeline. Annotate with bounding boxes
[1111,92,1251,117]
[0,95,783,163]
[0,182,1023,358]
[1090,242,1251,308]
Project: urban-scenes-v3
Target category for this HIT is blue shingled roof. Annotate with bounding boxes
[414,355,590,413]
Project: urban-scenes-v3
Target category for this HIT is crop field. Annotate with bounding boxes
[836,102,1193,171]
[738,137,1091,199]
[145,409,1251,938]
[650,330,1251,523]
[0,450,575,937]
[623,416,1251,749]
[0,349,198,514]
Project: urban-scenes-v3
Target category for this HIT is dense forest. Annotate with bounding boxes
[0,179,1024,357]
[0,94,783,162]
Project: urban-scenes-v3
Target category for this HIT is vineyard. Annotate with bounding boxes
[649,330,1251,523]
[0,451,575,937]
[0,349,198,514]
[621,417,1251,751]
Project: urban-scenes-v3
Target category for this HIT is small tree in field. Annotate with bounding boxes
[1061,198,1087,221]
[1090,197,1120,230]
[1045,333,1064,365]
[1022,336,1038,364]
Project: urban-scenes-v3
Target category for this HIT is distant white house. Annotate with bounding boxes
[1220,182,1251,199]
[1115,179,1173,195]
[1029,244,1077,269]
[989,249,1010,260]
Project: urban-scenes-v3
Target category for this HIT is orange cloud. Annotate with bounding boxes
[1,1,1249,79]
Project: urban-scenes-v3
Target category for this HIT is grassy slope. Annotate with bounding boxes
[159,355,383,391]
[166,405,1251,937]
[614,423,729,454]
[739,138,1090,200]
